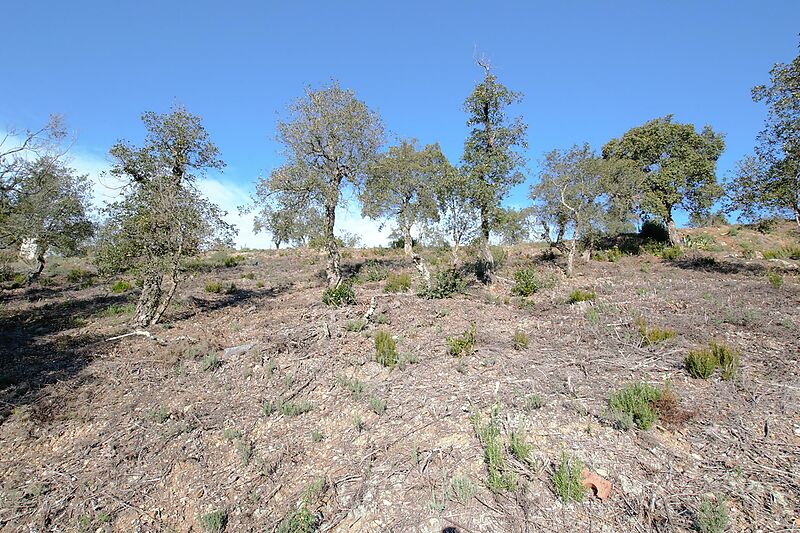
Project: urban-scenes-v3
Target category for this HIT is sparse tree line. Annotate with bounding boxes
[1,43,798,326]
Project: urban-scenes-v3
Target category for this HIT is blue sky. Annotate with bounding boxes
[2,1,799,247]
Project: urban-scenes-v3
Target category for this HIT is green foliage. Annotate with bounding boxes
[359,260,388,282]
[101,303,135,317]
[449,475,477,504]
[608,382,662,430]
[524,394,546,411]
[447,322,476,357]
[67,268,93,285]
[322,283,356,306]
[660,246,683,260]
[512,330,529,350]
[250,81,384,288]
[111,280,132,293]
[568,289,595,303]
[200,353,221,372]
[695,496,730,533]
[276,504,319,533]
[352,413,365,432]
[344,319,366,332]
[222,428,242,441]
[417,269,466,299]
[205,281,223,293]
[197,510,227,533]
[552,451,586,503]
[511,267,542,296]
[384,272,411,293]
[471,411,516,493]
[636,318,677,345]
[368,397,386,415]
[337,375,367,399]
[603,115,725,243]
[374,330,399,368]
[762,245,800,259]
[222,254,245,267]
[311,430,323,443]
[272,400,314,417]
[639,220,671,242]
[685,342,740,380]
[682,234,720,251]
[767,271,784,288]
[509,428,533,464]
[360,139,443,251]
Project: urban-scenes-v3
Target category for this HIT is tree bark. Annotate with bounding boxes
[566,237,577,278]
[478,204,494,283]
[150,260,180,326]
[666,215,680,247]
[324,201,341,288]
[135,273,162,327]
[25,243,47,284]
[402,224,413,258]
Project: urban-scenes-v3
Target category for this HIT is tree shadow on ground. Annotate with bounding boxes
[184,284,291,316]
[665,255,772,276]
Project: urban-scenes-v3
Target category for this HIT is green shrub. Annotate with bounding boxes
[660,246,682,260]
[374,330,399,368]
[509,428,533,464]
[337,375,367,399]
[101,303,135,316]
[276,504,318,533]
[511,267,541,297]
[685,342,739,380]
[205,281,223,293]
[639,220,670,243]
[200,353,221,372]
[224,282,237,295]
[223,254,245,267]
[111,280,131,293]
[311,430,323,442]
[384,272,411,293]
[345,319,366,332]
[512,330,528,350]
[524,394,545,411]
[418,269,466,299]
[359,260,388,282]
[763,246,800,260]
[322,283,356,306]
[636,318,677,345]
[280,400,314,417]
[608,382,662,430]
[568,289,595,303]
[552,451,586,503]
[767,271,784,288]
[449,475,477,504]
[695,496,729,533]
[197,510,227,533]
[471,411,515,493]
[369,397,386,415]
[447,322,476,357]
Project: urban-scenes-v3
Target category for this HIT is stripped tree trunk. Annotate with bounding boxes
[402,223,413,257]
[478,205,494,283]
[324,201,341,288]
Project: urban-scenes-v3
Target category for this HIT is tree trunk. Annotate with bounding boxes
[450,242,460,268]
[25,243,47,284]
[403,224,413,258]
[666,215,680,247]
[150,261,180,326]
[324,202,341,288]
[566,237,577,277]
[794,209,799,228]
[135,273,163,327]
[275,240,281,250]
[411,253,431,284]
[479,205,494,283]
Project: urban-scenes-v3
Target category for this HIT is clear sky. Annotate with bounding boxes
[2,1,799,247]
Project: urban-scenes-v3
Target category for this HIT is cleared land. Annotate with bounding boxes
[1,223,799,532]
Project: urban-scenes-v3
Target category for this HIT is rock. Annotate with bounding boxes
[223,343,256,357]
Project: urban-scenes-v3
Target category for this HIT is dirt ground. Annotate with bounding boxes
[0,224,799,532]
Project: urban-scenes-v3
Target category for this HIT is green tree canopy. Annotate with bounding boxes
[97,105,234,327]
[361,139,443,257]
[252,81,384,287]
[603,115,725,244]
[462,63,527,281]
[728,42,800,225]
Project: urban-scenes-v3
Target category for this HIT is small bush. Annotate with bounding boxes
[311,430,323,442]
[224,282,237,295]
[636,318,677,346]
[384,272,411,293]
[608,382,662,430]
[223,254,246,267]
[374,330,399,368]
[552,451,586,503]
[279,400,314,417]
[509,428,533,464]
[524,394,546,411]
[66,268,93,284]
[568,289,595,303]
[450,475,477,504]
[352,413,365,432]
[338,375,367,399]
[685,342,739,380]
[276,504,318,533]
[345,319,366,332]
[660,246,682,261]
[511,267,541,297]
[695,496,729,533]
[200,353,221,372]
[767,271,784,288]
[369,397,386,415]
[205,281,223,293]
[447,322,476,357]
[471,411,516,493]
[101,303,135,316]
[418,269,466,299]
[198,510,227,533]
[322,283,356,306]
[639,220,670,243]
[111,280,131,293]
[763,245,800,260]
[359,260,389,282]
[512,330,528,350]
